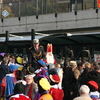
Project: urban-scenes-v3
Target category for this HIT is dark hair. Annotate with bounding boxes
[81,67,91,77]
[94,65,100,71]
[78,62,84,67]
[4,53,10,57]
[16,70,25,80]
[92,62,98,67]
[14,82,24,94]
[2,58,9,64]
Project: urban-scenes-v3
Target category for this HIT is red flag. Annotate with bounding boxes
[98,0,100,8]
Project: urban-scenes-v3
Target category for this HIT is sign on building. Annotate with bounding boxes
[2,10,9,17]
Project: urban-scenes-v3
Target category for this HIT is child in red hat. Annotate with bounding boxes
[49,74,64,100]
[87,80,100,99]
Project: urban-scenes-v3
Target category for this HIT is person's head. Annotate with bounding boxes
[49,74,60,85]
[49,68,58,75]
[91,62,98,70]
[16,56,23,64]
[81,67,91,76]
[25,75,34,85]
[14,82,24,94]
[22,67,27,75]
[37,76,51,94]
[10,55,15,61]
[4,53,10,59]
[94,65,100,73]
[55,63,61,69]
[10,58,15,63]
[87,81,99,92]
[46,52,54,64]
[84,62,91,68]
[77,62,85,72]
[33,39,39,48]
[47,52,53,56]
[2,58,9,65]
[27,66,35,74]
[69,61,77,70]
[79,85,90,95]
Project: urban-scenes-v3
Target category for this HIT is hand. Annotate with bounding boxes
[70,92,73,95]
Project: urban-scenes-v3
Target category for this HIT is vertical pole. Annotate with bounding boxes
[18,1,21,20]
[5,31,9,53]
[85,4,86,10]
[94,0,95,9]
[82,0,83,10]
[56,0,58,13]
[45,0,47,14]
[42,0,43,15]
[0,3,2,18]
[31,29,35,42]
[36,0,38,15]
[70,0,72,12]
[75,0,77,11]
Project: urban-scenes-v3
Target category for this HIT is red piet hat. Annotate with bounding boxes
[87,81,99,90]
[47,43,53,53]
[49,74,60,83]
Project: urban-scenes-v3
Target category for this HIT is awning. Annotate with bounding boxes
[39,33,100,46]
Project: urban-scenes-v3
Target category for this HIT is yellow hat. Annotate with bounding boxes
[16,57,23,64]
[39,78,51,90]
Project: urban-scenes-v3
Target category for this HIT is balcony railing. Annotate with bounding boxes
[0,0,97,18]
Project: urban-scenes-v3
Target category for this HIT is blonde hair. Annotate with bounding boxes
[84,62,91,68]
[55,63,61,68]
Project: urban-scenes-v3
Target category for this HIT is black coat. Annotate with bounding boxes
[28,45,45,70]
[62,67,77,100]
[81,70,100,92]
[0,64,9,83]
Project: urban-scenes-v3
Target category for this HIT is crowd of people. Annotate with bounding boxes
[0,39,99,100]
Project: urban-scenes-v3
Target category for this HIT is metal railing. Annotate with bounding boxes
[0,0,97,18]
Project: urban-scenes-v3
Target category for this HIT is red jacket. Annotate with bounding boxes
[50,87,64,100]
[9,94,31,100]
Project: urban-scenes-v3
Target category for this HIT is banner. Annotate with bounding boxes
[98,0,100,8]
